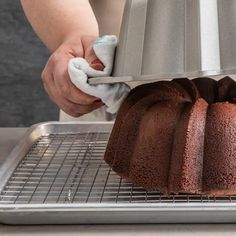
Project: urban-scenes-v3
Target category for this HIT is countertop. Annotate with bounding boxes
[1,127,236,236]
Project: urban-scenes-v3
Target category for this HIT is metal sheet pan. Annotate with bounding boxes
[1,122,236,224]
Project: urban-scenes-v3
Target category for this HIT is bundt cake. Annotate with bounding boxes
[104,77,236,195]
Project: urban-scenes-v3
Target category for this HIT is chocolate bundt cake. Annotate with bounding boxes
[104,77,236,195]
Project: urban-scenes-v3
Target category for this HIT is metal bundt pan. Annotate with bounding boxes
[89,0,236,85]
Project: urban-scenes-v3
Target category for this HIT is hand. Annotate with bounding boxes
[41,34,105,117]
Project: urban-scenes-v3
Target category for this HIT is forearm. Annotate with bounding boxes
[21,0,99,51]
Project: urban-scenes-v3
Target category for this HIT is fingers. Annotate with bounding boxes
[82,35,105,71]
[51,57,101,105]
[91,58,105,71]
[41,37,105,117]
[42,70,103,117]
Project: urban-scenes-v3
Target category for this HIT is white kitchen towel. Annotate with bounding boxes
[68,35,130,114]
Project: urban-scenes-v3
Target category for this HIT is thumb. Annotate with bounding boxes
[82,36,105,71]
[90,56,105,71]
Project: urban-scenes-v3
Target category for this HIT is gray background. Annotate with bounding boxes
[0,0,58,127]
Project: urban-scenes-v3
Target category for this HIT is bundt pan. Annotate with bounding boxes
[90,0,236,84]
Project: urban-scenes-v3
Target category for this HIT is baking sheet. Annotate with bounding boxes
[0,122,236,224]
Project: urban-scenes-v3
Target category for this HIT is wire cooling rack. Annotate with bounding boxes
[0,131,236,205]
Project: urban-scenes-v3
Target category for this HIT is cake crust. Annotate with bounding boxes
[104,77,236,196]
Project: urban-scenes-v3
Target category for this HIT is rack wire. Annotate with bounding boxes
[0,132,235,204]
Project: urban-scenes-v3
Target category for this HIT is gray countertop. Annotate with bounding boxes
[0,127,236,235]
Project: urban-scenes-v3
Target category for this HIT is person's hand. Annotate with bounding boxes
[41,34,105,117]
